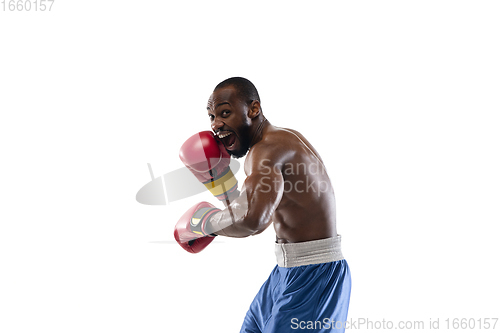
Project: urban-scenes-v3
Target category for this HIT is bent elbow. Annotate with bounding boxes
[240,211,272,235]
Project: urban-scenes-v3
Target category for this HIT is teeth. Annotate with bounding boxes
[218,132,232,139]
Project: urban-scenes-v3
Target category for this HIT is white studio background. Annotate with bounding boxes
[1,1,499,332]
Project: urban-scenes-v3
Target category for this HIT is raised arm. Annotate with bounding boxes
[173,142,285,253]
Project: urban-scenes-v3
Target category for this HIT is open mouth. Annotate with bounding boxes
[218,131,237,150]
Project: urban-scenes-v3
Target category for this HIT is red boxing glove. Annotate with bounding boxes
[173,201,221,254]
[179,131,238,201]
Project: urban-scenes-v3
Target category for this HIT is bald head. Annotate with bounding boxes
[214,77,261,106]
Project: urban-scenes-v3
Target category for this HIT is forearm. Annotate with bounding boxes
[205,190,263,238]
[204,169,283,238]
[208,211,256,238]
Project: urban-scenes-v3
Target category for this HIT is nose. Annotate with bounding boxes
[211,117,224,133]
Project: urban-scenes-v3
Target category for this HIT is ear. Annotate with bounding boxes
[247,100,261,119]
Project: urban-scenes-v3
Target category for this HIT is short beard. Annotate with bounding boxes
[227,144,250,159]
[227,124,252,159]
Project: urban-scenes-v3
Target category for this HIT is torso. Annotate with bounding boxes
[244,125,337,243]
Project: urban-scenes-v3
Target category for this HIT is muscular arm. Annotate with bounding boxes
[205,150,284,238]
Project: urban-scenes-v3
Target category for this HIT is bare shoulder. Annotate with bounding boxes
[277,127,316,148]
[245,126,314,173]
[248,127,299,159]
[266,126,322,160]
[245,139,283,176]
[262,126,309,148]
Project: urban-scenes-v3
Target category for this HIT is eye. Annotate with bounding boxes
[208,114,214,121]
[222,110,230,117]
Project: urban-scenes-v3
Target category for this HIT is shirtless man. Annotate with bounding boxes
[174,77,351,333]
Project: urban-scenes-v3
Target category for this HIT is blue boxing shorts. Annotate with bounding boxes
[240,236,351,333]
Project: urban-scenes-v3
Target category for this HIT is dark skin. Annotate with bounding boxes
[206,86,337,243]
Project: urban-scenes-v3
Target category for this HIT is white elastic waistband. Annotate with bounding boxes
[275,236,344,267]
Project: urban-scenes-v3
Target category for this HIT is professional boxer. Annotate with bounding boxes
[174,77,351,333]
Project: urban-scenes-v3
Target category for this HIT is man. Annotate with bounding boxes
[174,77,351,332]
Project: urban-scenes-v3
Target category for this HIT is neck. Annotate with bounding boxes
[249,117,269,148]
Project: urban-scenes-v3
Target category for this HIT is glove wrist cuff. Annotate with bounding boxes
[203,168,238,199]
[189,207,221,236]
